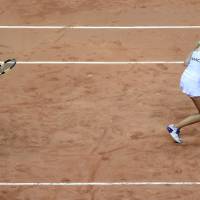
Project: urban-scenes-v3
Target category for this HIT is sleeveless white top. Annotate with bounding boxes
[184,50,200,81]
[180,50,200,96]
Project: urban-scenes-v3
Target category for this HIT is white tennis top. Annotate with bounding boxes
[184,50,200,80]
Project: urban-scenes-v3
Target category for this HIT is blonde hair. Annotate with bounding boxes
[195,41,200,49]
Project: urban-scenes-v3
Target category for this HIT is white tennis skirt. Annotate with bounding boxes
[180,70,200,97]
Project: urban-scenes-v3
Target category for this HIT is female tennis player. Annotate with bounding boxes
[167,41,200,144]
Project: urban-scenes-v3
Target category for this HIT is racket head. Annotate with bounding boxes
[0,58,16,74]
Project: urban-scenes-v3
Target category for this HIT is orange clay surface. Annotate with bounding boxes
[0,0,200,199]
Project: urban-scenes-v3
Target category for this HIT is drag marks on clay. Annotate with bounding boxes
[1,0,200,25]
[89,128,108,155]
[130,131,146,140]
[0,62,199,182]
[0,29,198,61]
[99,145,127,156]
[0,187,200,200]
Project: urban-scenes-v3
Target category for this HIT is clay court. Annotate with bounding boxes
[0,0,200,199]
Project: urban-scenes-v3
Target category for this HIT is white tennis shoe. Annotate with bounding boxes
[166,124,182,144]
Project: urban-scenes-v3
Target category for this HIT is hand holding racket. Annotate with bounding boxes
[0,59,16,75]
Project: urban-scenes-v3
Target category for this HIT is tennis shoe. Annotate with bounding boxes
[166,124,182,144]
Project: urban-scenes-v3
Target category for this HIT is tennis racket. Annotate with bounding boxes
[0,59,16,75]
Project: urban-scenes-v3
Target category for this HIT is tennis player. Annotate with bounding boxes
[167,41,200,143]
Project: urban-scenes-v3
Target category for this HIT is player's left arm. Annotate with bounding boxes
[184,51,193,67]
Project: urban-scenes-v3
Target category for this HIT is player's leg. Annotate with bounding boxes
[167,96,200,143]
[175,97,200,129]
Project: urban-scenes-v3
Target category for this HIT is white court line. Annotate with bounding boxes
[0,182,200,186]
[13,61,184,65]
[0,25,200,29]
